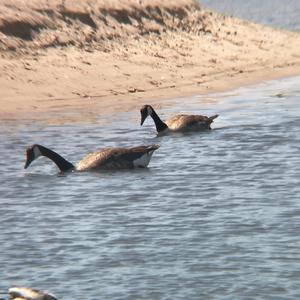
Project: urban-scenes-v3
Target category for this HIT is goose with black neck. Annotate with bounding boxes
[24,143,160,173]
[140,104,219,135]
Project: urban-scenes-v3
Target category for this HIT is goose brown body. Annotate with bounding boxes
[76,145,160,170]
[165,114,218,132]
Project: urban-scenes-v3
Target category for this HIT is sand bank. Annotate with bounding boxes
[1,0,300,122]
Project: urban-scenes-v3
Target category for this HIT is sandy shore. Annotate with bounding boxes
[1,0,300,123]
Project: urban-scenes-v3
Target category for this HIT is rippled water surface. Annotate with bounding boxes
[200,0,300,31]
[1,76,300,299]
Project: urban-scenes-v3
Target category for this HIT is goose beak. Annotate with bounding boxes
[24,149,34,169]
[140,110,148,126]
[24,157,32,169]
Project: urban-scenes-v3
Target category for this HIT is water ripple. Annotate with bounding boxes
[1,76,300,299]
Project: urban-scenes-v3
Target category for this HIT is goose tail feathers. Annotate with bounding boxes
[147,144,160,151]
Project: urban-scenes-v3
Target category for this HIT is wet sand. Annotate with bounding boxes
[1,0,300,122]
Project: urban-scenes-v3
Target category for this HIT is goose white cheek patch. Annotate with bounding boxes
[33,146,42,158]
[147,106,153,116]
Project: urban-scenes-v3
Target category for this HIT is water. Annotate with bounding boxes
[1,76,300,299]
[199,0,300,31]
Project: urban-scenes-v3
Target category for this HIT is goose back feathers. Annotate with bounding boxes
[24,144,159,173]
[140,104,218,134]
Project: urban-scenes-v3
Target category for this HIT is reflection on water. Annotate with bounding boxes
[1,76,300,299]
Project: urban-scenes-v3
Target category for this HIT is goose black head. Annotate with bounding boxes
[140,105,154,125]
[24,144,42,169]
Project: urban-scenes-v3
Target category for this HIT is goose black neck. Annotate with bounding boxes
[151,109,168,133]
[39,145,74,172]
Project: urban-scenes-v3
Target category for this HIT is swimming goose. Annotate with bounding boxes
[140,104,219,135]
[24,143,160,173]
[8,286,57,300]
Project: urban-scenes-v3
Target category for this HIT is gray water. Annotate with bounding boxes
[200,0,300,31]
[1,76,300,299]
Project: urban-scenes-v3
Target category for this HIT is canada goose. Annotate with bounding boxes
[8,286,57,300]
[140,104,219,135]
[24,144,160,173]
